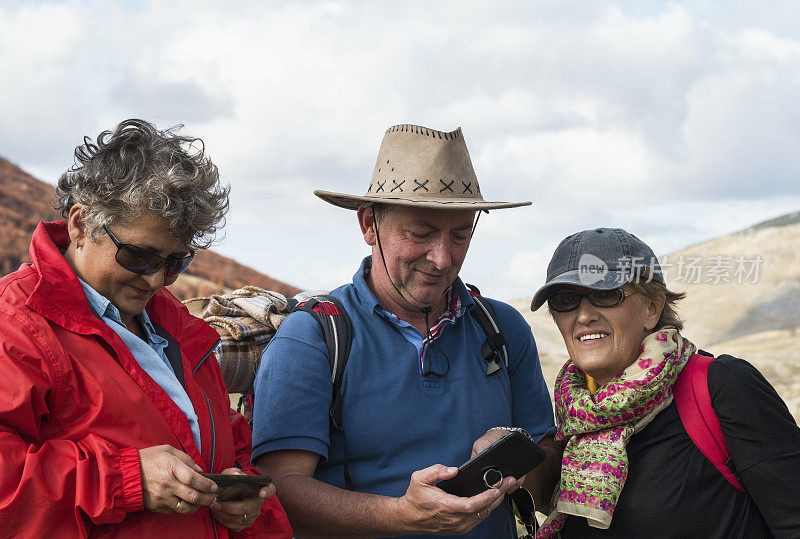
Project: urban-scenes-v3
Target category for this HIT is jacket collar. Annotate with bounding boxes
[26,221,94,332]
[25,221,218,368]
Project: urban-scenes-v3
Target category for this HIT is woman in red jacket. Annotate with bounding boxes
[0,119,291,538]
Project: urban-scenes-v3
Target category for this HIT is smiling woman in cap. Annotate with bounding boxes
[531,228,800,538]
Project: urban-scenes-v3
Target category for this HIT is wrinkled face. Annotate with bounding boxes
[551,285,663,386]
[359,205,475,312]
[67,206,190,325]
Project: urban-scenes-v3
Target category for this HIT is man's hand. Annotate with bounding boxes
[392,463,517,535]
[139,445,218,514]
[257,449,519,536]
[210,467,276,532]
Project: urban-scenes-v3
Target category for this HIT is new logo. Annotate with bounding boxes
[578,254,608,285]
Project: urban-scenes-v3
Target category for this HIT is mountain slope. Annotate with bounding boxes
[0,157,61,274]
[666,220,800,346]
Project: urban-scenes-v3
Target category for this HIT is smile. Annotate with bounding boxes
[578,332,608,342]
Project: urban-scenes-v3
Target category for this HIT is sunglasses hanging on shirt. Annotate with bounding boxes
[421,307,451,377]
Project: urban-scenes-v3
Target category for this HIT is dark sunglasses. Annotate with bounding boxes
[548,288,636,313]
[103,225,195,277]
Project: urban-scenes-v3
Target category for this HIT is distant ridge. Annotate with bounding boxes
[0,155,300,299]
[0,157,61,274]
[744,210,800,233]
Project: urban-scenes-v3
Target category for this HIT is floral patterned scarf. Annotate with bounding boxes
[536,327,696,537]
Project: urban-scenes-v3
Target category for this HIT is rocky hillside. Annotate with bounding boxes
[0,156,300,299]
[0,157,62,274]
[516,213,800,420]
[666,218,800,418]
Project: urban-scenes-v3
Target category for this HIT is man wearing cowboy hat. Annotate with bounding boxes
[252,125,559,537]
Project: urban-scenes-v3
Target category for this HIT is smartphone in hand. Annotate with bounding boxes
[202,473,272,502]
[436,430,546,497]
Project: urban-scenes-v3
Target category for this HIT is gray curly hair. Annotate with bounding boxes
[56,118,230,249]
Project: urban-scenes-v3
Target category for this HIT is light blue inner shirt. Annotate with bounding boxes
[78,278,201,452]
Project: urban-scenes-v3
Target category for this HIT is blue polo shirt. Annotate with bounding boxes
[252,257,555,538]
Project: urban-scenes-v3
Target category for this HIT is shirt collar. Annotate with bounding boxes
[77,277,166,345]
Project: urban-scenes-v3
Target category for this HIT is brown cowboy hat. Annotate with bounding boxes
[315,124,531,211]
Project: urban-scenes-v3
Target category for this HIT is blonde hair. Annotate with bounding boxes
[629,280,686,331]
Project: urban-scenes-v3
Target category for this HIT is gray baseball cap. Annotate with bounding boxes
[530,227,665,311]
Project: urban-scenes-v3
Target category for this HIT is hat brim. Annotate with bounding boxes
[530,270,634,311]
[314,190,531,211]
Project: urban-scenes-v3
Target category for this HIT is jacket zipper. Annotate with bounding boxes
[204,393,218,538]
[193,338,220,375]
[192,340,220,538]
[204,394,217,473]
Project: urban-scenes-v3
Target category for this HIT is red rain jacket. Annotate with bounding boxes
[0,222,292,538]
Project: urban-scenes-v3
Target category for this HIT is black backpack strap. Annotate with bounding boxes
[465,286,535,532]
[465,283,509,375]
[292,295,354,489]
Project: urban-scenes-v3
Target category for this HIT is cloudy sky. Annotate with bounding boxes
[2,0,799,300]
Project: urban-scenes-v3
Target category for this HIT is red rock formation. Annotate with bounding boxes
[0,157,61,275]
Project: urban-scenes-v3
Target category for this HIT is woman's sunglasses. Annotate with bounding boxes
[548,288,636,313]
[102,225,195,277]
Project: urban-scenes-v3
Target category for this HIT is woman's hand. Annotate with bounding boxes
[471,429,507,457]
[139,445,218,514]
[472,430,525,490]
[210,467,275,532]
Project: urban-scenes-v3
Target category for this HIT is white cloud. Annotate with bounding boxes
[0,3,87,167]
[497,241,563,300]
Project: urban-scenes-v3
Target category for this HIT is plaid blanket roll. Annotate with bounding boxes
[183,286,293,394]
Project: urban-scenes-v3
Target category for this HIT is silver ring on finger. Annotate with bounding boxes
[483,468,503,489]
[175,499,183,513]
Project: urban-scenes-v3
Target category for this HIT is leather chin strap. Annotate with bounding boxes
[371,206,482,378]
[372,207,409,304]
[420,306,451,377]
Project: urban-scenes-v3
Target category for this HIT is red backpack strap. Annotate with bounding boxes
[674,353,746,492]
